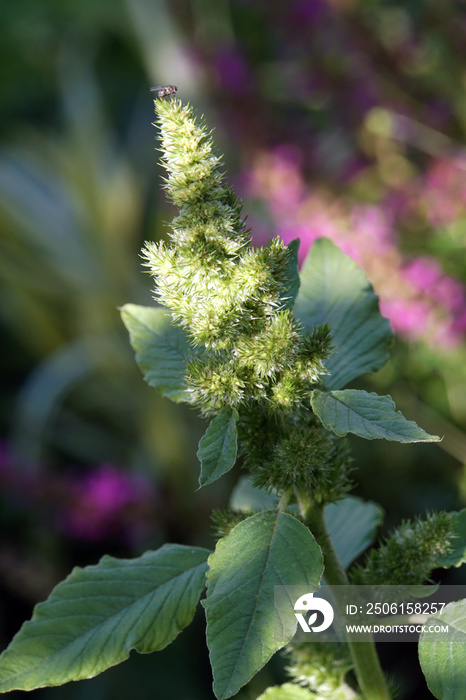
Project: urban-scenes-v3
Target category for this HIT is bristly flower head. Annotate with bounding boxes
[143,95,332,416]
[350,512,454,585]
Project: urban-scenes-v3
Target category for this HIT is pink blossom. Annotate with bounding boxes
[378,299,431,339]
[421,156,466,226]
[243,146,466,349]
[453,309,466,335]
[403,258,443,291]
[432,276,465,312]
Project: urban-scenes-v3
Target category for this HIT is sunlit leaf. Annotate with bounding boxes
[203,510,323,699]
[229,481,382,568]
[229,476,278,512]
[311,389,440,442]
[437,509,466,568]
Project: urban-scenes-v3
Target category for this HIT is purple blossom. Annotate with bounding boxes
[57,464,154,542]
[213,47,253,96]
[432,277,465,313]
[0,445,158,547]
[293,0,327,25]
[453,309,466,336]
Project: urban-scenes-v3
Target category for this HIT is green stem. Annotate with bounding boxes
[296,489,391,700]
[278,487,292,512]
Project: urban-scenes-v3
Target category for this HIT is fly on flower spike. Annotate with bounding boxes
[150,85,178,99]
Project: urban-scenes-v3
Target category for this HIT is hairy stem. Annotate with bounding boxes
[296,489,391,700]
[278,487,292,512]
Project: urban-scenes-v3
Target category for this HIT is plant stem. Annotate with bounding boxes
[296,489,392,700]
[278,487,292,512]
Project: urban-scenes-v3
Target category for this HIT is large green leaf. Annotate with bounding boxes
[197,406,239,488]
[325,496,384,569]
[203,510,323,699]
[0,545,210,692]
[257,684,315,699]
[311,389,440,442]
[229,481,382,569]
[280,238,300,310]
[437,509,466,569]
[418,599,466,700]
[120,303,191,402]
[294,238,393,389]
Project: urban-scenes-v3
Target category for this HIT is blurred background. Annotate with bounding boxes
[1,0,466,698]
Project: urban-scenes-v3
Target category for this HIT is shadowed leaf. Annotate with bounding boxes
[294,238,393,389]
[197,407,239,487]
[0,545,210,692]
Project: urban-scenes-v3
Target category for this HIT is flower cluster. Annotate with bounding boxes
[239,406,353,503]
[351,512,454,586]
[144,99,332,416]
[141,96,353,504]
[284,642,357,700]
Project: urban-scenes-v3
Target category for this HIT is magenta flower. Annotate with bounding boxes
[58,464,154,542]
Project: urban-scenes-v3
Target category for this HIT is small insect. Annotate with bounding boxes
[150,85,178,99]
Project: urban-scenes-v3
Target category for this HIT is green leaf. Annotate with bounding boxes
[325,496,384,569]
[197,407,239,488]
[294,238,393,389]
[203,510,323,699]
[311,389,441,443]
[120,303,191,402]
[229,478,299,517]
[418,599,466,700]
[438,509,466,568]
[257,683,315,699]
[0,545,210,692]
[229,476,278,512]
[280,238,300,310]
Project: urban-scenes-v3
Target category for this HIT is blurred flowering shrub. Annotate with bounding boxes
[0,442,158,550]
[56,463,157,544]
[243,146,466,349]
[0,442,159,605]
